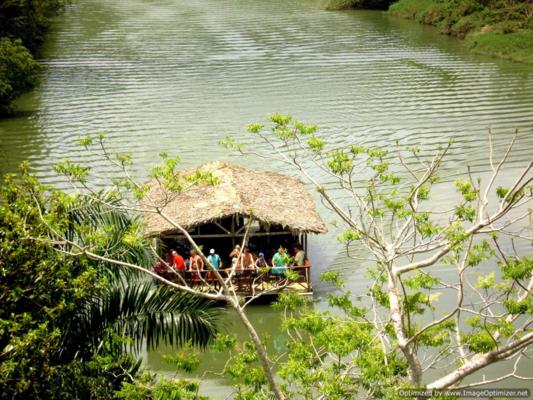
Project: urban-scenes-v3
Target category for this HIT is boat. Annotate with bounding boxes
[141,161,327,298]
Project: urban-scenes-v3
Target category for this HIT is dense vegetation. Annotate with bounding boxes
[389,0,533,64]
[37,121,531,399]
[326,0,533,64]
[0,167,220,399]
[0,0,67,115]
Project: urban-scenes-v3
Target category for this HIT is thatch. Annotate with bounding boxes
[140,161,327,236]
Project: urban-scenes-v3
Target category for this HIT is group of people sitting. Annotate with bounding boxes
[228,243,307,276]
[151,243,307,282]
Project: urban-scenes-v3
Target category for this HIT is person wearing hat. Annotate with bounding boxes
[207,248,222,287]
[255,252,268,269]
[207,248,222,270]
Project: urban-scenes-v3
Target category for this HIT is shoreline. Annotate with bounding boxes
[324,0,533,65]
[388,0,533,65]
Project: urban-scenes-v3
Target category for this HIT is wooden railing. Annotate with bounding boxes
[157,265,312,295]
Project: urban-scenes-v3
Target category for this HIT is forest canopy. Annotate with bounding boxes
[0,0,67,115]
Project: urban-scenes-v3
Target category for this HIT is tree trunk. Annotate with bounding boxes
[231,298,286,400]
[387,272,423,386]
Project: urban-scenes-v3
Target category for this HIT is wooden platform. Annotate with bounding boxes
[160,266,312,298]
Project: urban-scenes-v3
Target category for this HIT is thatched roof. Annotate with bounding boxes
[141,161,327,236]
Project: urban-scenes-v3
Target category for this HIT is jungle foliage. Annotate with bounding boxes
[42,117,532,399]
[0,0,67,115]
[215,114,532,398]
[389,0,533,63]
[326,0,533,64]
[0,166,220,399]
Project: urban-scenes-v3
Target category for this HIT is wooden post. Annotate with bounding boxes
[231,215,235,247]
[153,238,159,256]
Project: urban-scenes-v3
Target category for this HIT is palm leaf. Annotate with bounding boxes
[65,190,154,279]
[61,279,223,360]
[56,192,223,362]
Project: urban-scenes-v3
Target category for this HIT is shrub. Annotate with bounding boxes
[0,38,41,115]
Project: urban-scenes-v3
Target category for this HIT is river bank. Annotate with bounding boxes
[326,0,533,64]
[389,0,533,64]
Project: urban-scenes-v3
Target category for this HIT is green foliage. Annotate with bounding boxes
[223,340,267,391]
[117,372,207,400]
[466,240,494,267]
[0,37,41,114]
[463,331,497,353]
[455,204,476,222]
[337,229,361,243]
[162,346,200,373]
[455,179,477,202]
[55,159,91,183]
[0,169,220,399]
[404,272,440,289]
[468,31,533,64]
[500,256,532,281]
[0,0,68,114]
[210,333,237,352]
[415,212,440,237]
[307,136,325,154]
[416,322,453,347]
[475,272,495,289]
[0,0,68,52]
[273,292,408,399]
[0,169,100,399]
[389,0,533,63]
[224,116,532,397]
[320,270,346,288]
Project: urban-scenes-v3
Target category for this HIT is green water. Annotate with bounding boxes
[0,0,532,396]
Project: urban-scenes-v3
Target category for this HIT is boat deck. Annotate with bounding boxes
[160,265,312,298]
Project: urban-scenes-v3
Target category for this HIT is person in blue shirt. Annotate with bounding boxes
[207,248,223,287]
[271,246,288,276]
[207,248,222,270]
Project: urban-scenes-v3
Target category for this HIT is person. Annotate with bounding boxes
[207,248,222,270]
[292,242,302,257]
[151,259,166,285]
[189,249,204,271]
[189,249,204,280]
[293,244,305,267]
[271,246,288,276]
[229,244,241,273]
[172,250,186,273]
[164,252,173,268]
[255,252,268,269]
[240,246,255,270]
[207,248,222,287]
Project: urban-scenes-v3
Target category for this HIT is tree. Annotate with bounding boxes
[0,37,40,114]
[0,167,220,399]
[29,133,310,400]
[0,0,68,114]
[220,115,532,397]
[25,118,532,398]
[0,0,67,52]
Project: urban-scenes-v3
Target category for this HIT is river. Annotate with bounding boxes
[0,0,531,397]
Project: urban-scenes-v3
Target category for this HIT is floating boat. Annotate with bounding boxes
[141,161,327,298]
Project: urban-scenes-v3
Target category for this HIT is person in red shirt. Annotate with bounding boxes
[171,250,186,271]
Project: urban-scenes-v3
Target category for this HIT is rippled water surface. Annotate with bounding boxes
[0,0,532,395]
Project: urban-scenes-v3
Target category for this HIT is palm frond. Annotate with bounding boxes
[65,190,154,279]
[65,280,223,358]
